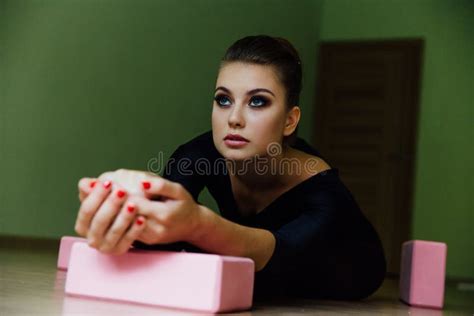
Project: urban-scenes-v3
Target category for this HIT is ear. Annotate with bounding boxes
[283,106,301,136]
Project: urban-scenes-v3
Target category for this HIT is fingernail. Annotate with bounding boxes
[89,181,97,188]
[127,203,135,213]
[117,190,126,198]
[136,217,144,225]
[142,181,151,190]
[103,181,112,189]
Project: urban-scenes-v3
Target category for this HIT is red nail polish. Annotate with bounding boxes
[142,181,151,190]
[136,218,144,225]
[103,181,112,189]
[117,190,126,198]
[89,181,97,188]
[127,204,135,213]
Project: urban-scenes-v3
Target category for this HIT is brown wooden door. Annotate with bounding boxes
[313,39,423,274]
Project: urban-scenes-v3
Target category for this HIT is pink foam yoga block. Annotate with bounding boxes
[65,242,255,313]
[57,236,88,270]
[399,240,447,309]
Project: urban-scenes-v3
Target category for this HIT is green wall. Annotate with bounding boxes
[0,1,322,236]
[1,0,472,280]
[319,0,473,279]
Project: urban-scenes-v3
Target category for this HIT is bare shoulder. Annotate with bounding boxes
[293,149,332,176]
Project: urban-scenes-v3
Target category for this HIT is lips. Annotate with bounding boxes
[224,134,249,142]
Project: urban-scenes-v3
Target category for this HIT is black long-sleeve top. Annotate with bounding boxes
[133,130,386,300]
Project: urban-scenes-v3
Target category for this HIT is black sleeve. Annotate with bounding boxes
[253,185,386,300]
[161,144,206,203]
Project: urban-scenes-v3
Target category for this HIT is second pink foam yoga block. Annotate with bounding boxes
[65,243,255,313]
[399,240,447,309]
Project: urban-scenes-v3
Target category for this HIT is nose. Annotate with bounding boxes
[228,104,245,128]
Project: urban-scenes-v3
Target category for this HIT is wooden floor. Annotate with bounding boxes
[1,243,473,315]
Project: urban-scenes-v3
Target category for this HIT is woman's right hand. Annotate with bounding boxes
[75,169,156,252]
[75,168,157,254]
[75,176,148,254]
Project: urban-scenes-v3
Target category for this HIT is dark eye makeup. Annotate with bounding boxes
[249,95,269,107]
[214,94,231,107]
[213,94,270,108]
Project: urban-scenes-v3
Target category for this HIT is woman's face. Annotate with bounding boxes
[212,62,297,161]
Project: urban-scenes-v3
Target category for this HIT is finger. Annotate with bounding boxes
[136,227,153,244]
[128,195,172,222]
[78,177,98,202]
[112,215,147,255]
[141,177,188,200]
[99,201,138,253]
[87,188,128,248]
[75,180,113,237]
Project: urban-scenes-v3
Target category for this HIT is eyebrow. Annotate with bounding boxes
[214,86,275,97]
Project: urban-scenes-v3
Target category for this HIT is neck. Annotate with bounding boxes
[226,146,296,192]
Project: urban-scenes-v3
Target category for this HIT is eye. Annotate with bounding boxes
[249,95,269,107]
[214,94,231,107]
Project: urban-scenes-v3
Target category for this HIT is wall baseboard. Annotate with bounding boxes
[1,234,473,285]
[0,234,60,252]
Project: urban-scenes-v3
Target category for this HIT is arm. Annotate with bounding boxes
[186,181,385,300]
[189,205,276,272]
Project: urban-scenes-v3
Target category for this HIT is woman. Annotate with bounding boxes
[76,35,386,300]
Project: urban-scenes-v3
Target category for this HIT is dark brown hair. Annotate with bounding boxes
[221,35,302,109]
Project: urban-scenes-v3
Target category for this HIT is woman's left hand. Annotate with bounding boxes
[130,176,203,246]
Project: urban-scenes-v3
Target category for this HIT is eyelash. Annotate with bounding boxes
[213,94,270,108]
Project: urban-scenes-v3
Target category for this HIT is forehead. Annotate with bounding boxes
[216,62,282,94]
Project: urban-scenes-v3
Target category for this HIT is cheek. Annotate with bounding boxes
[248,114,286,150]
[211,108,221,128]
[249,111,286,133]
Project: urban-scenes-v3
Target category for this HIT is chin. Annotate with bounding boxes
[225,153,253,162]
[216,144,253,161]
